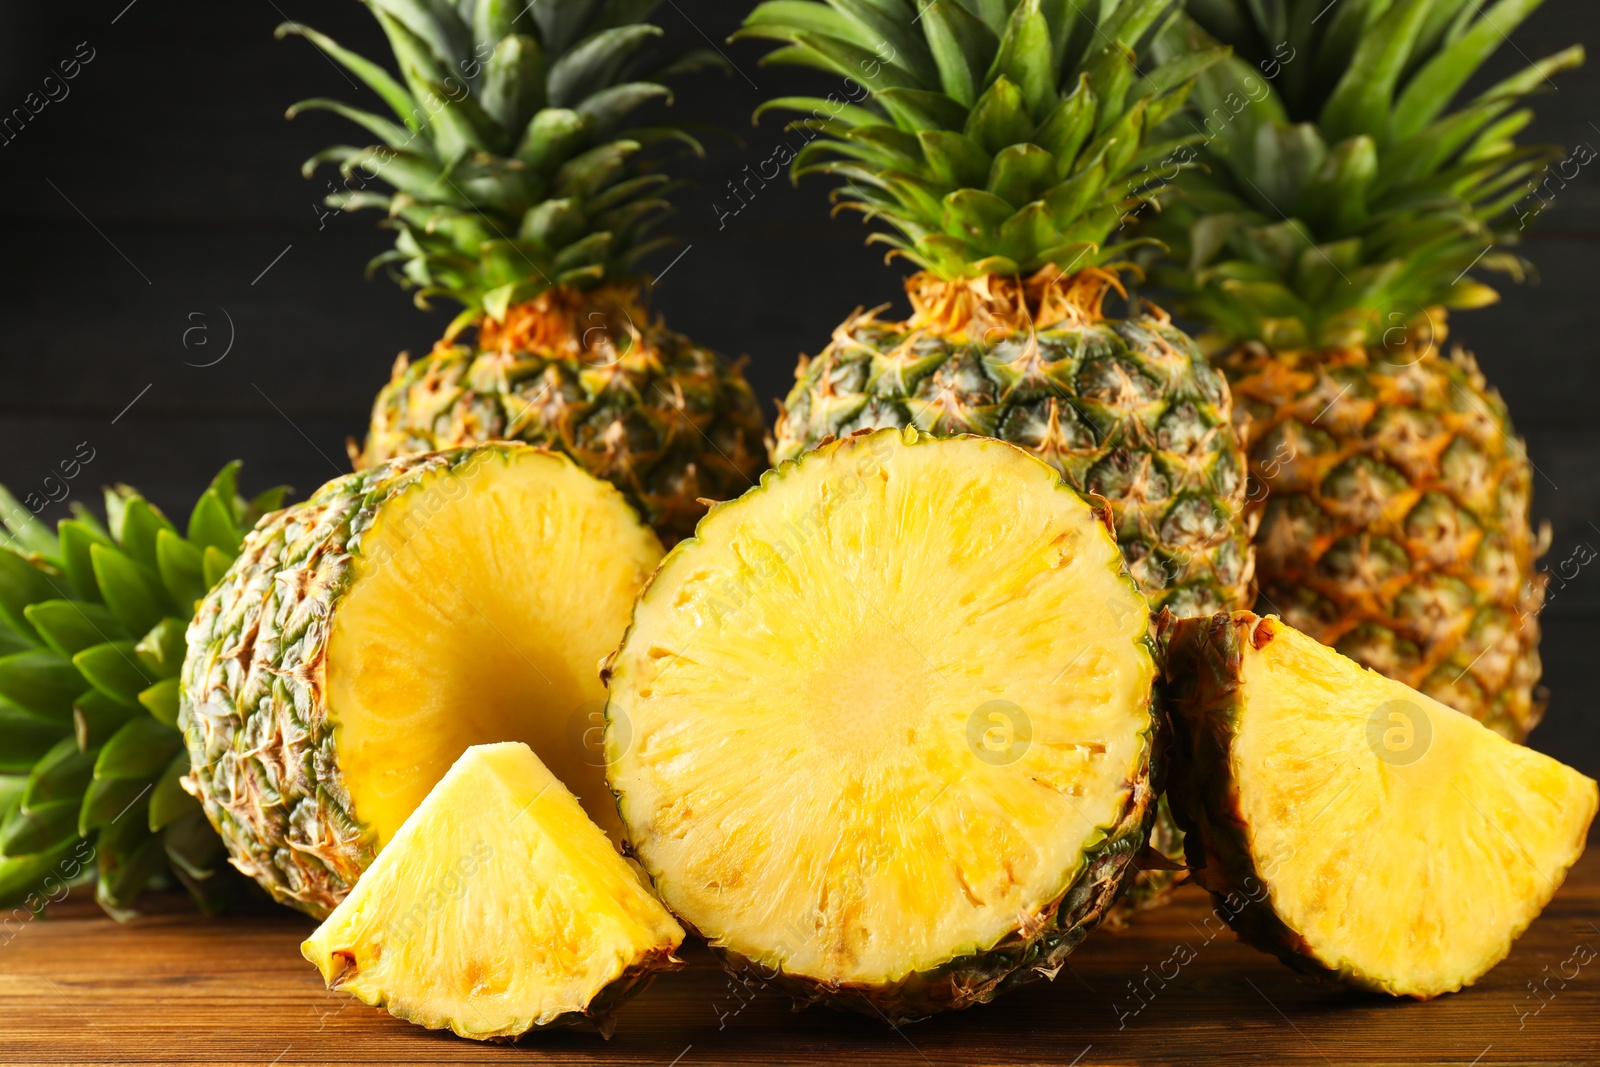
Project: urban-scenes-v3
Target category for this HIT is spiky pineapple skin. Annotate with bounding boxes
[1223,333,1546,740]
[357,289,767,543]
[773,294,1254,619]
[179,449,521,918]
[1159,611,1351,986]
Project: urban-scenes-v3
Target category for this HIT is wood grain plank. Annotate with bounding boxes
[2,853,1595,1066]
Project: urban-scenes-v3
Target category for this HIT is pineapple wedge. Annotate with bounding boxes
[302,743,683,1040]
[1165,611,1597,997]
[605,428,1158,1020]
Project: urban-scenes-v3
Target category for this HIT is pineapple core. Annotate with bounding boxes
[302,742,683,1039]
[323,448,662,846]
[606,429,1156,989]
[1230,619,1597,996]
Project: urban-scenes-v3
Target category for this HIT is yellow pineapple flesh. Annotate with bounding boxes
[302,742,683,1040]
[605,428,1158,1019]
[1166,611,1596,997]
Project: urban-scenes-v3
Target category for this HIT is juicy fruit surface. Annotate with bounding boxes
[359,290,768,542]
[303,743,683,1040]
[607,429,1155,1011]
[327,449,662,846]
[1228,341,1545,739]
[182,446,660,916]
[1171,613,1595,998]
[774,274,1253,618]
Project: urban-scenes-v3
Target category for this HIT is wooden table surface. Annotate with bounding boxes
[3,852,1597,1067]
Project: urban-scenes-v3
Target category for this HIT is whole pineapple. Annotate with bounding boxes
[746,0,1255,619]
[1149,0,1582,739]
[283,0,766,541]
[0,466,279,917]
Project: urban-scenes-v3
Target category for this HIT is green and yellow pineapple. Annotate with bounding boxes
[283,0,766,541]
[1149,0,1582,739]
[181,445,664,917]
[745,0,1256,619]
[0,466,280,916]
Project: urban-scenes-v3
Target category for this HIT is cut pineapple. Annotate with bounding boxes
[303,742,683,1039]
[182,445,663,916]
[1164,611,1597,997]
[604,428,1157,1020]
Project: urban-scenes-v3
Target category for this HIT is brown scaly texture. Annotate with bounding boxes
[179,450,502,918]
[1159,611,1348,982]
[774,267,1256,620]
[1223,315,1547,740]
[358,285,768,543]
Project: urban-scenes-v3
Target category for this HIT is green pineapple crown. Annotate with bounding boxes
[1149,0,1584,350]
[0,465,282,918]
[281,0,720,331]
[738,0,1225,281]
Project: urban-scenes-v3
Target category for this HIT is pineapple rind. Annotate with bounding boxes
[1163,610,1597,997]
[773,286,1254,618]
[607,428,1158,1021]
[179,444,658,917]
[182,451,478,915]
[1225,335,1547,740]
[360,289,768,542]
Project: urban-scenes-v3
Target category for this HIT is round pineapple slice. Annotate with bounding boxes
[604,428,1157,1020]
[1165,611,1598,997]
[302,743,683,1040]
[181,445,663,917]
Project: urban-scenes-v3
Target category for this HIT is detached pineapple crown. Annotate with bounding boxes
[0,465,282,917]
[1149,0,1584,349]
[281,0,719,331]
[738,0,1225,281]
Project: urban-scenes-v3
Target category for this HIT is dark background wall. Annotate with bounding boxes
[1,2,1595,774]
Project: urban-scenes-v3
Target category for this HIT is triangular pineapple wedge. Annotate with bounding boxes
[1165,612,1596,998]
[302,743,683,1040]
